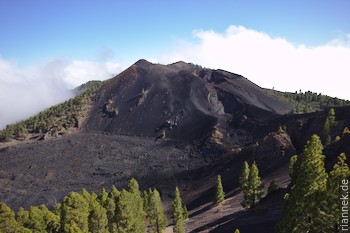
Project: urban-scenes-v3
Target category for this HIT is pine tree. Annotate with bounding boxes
[323,118,330,137]
[98,188,109,207]
[107,186,119,233]
[88,198,108,233]
[328,108,336,128]
[60,192,89,233]
[323,108,336,140]
[239,161,250,194]
[214,175,225,204]
[240,161,263,208]
[105,196,117,233]
[42,205,60,233]
[115,189,136,233]
[247,162,264,208]
[277,134,328,233]
[115,178,145,233]
[82,189,108,233]
[128,178,146,233]
[288,155,298,186]
[144,188,168,233]
[234,229,240,233]
[172,187,185,233]
[0,202,31,233]
[16,205,60,233]
[324,153,350,232]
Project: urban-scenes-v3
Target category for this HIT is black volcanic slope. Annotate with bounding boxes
[83,59,291,142]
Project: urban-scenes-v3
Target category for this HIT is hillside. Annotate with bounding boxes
[269,89,350,113]
[0,60,349,232]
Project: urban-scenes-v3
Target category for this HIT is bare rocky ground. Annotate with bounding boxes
[0,132,207,210]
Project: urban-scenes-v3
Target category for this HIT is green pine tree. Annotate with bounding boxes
[277,134,328,233]
[0,202,31,233]
[128,178,146,233]
[328,108,336,128]
[172,187,185,233]
[107,185,119,233]
[323,118,330,137]
[215,175,225,204]
[240,161,263,208]
[239,161,250,194]
[144,188,168,233]
[17,205,60,233]
[115,178,145,233]
[105,196,117,233]
[115,189,136,233]
[88,200,108,233]
[323,108,336,141]
[98,188,109,207]
[323,153,350,232]
[247,162,264,208]
[60,192,89,233]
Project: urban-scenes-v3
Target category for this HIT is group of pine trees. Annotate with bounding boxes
[0,81,102,142]
[272,90,350,114]
[213,163,264,211]
[0,178,189,233]
[277,134,350,232]
[239,161,264,209]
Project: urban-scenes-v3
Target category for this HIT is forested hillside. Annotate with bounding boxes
[270,90,350,113]
[0,81,102,142]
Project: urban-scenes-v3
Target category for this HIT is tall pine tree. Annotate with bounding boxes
[0,202,31,233]
[215,175,225,204]
[172,187,185,233]
[240,161,263,208]
[115,178,145,233]
[144,188,168,233]
[277,134,328,232]
[323,153,350,232]
[60,192,89,233]
[239,161,250,195]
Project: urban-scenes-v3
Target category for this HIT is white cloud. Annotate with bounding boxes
[62,60,122,88]
[0,57,123,129]
[159,25,350,100]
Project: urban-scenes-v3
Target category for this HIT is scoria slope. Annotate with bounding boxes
[83,59,291,143]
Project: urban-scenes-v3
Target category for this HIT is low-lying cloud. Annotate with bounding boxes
[0,58,122,129]
[160,25,350,100]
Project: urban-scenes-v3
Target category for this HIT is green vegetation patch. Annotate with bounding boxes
[0,81,102,142]
[271,90,350,114]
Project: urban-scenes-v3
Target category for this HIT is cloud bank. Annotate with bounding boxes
[0,58,122,129]
[160,25,350,100]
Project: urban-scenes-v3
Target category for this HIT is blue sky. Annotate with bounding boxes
[1,0,350,128]
[1,0,349,65]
